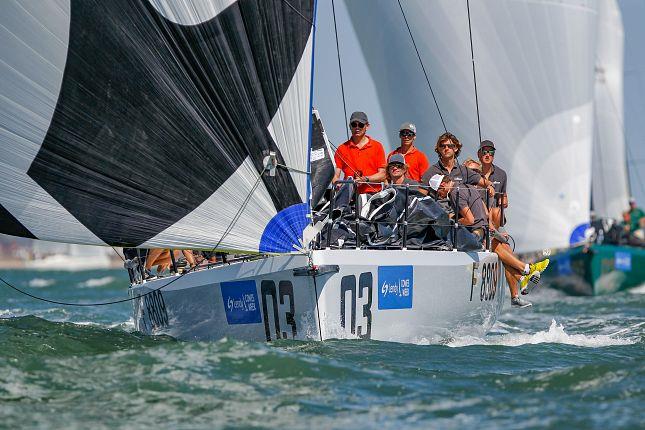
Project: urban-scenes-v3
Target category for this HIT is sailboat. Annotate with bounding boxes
[0,0,504,343]
[540,0,645,295]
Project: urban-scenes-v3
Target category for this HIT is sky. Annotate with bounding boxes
[619,0,645,206]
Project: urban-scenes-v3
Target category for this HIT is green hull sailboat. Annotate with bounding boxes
[543,244,645,296]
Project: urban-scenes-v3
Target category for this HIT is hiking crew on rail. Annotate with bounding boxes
[331,111,550,308]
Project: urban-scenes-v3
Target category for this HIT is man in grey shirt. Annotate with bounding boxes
[421,132,495,194]
[432,174,545,308]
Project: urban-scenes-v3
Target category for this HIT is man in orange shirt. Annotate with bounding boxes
[332,111,386,194]
[387,122,429,182]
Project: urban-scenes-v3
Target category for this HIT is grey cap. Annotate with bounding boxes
[479,140,495,150]
[349,111,369,123]
[388,153,406,165]
[399,122,416,133]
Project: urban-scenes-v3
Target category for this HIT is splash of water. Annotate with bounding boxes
[445,319,635,348]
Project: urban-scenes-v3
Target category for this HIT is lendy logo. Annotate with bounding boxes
[378,266,413,310]
[381,278,410,297]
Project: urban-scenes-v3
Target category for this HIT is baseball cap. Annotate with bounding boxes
[388,153,406,165]
[479,140,495,150]
[399,122,416,133]
[428,174,444,191]
[349,111,368,124]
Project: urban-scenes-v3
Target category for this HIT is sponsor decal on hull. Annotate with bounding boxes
[378,266,413,309]
[220,280,262,324]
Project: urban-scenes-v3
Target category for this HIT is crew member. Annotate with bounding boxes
[387,122,429,182]
[628,197,644,233]
[431,174,549,308]
[420,132,495,195]
[385,153,423,196]
[332,111,386,194]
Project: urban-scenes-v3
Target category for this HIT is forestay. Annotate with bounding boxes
[0,0,314,252]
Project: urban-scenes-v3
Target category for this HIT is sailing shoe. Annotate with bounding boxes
[520,258,550,295]
[511,296,532,308]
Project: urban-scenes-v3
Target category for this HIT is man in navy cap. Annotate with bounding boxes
[477,140,507,223]
[332,111,386,194]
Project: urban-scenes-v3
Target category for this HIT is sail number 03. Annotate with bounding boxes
[340,273,373,339]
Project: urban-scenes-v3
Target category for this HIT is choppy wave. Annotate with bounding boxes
[446,319,635,348]
[27,278,55,288]
[77,276,115,288]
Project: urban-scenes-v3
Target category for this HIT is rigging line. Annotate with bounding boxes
[276,163,310,175]
[465,0,482,144]
[331,0,349,141]
[281,0,315,26]
[0,168,269,307]
[397,0,447,133]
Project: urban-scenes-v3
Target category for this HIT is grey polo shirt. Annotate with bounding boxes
[421,160,481,189]
[484,164,507,208]
[448,184,487,230]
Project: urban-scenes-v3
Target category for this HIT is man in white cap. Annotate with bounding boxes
[430,174,548,308]
[387,122,429,182]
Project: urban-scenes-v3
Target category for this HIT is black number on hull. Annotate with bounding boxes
[340,272,373,339]
[357,272,373,339]
[261,280,297,342]
[340,275,356,334]
[480,262,499,301]
[141,289,169,330]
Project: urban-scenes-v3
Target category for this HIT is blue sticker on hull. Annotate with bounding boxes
[220,280,262,324]
[615,252,631,271]
[557,257,572,275]
[378,266,413,309]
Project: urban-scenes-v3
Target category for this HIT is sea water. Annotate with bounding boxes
[0,269,643,429]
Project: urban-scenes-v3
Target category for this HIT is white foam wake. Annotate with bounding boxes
[629,283,645,294]
[28,278,55,288]
[446,320,634,348]
[77,276,115,288]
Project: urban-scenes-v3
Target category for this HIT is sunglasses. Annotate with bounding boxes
[350,121,366,128]
[480,149,495,155]
[439,143,456,149]
[399,131,415,138]
[388,163,405,169]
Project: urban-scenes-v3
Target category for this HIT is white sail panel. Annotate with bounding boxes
[345,0,598,252]
[140,156,277,250]
[592,0,629,220]
[146,0,237,24]
[268,33,314,203]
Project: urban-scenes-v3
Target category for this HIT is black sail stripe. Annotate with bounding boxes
[0,203,37,239]
[26,0,313,247]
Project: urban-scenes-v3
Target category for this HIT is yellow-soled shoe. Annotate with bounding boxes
[520,258,550,295]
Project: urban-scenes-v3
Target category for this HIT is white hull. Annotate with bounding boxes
[129,250,505,344]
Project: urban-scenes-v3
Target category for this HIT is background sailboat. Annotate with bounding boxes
[541,0,645,295]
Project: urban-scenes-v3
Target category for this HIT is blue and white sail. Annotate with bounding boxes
[0,0,315,252]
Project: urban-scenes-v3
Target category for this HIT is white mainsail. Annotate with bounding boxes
[592,0,630,221]
[343,0,599,252]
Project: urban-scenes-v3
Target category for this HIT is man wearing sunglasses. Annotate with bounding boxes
[477,139,548,305]
[478,140,507,212]
[332,111,386,194]
[420,132,495,196]
[386,122,429,182]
